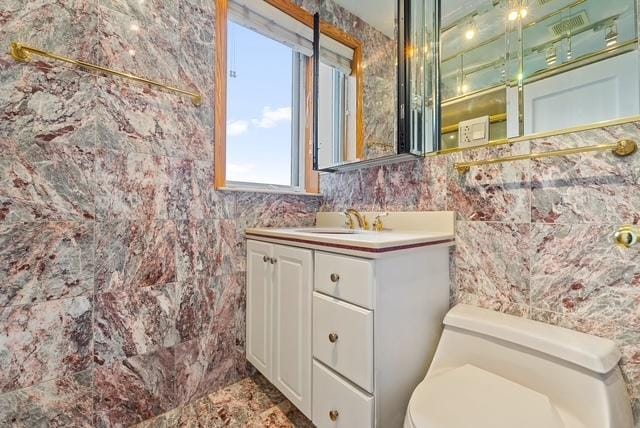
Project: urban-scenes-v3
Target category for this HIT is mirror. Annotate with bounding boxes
[438,0,639,149]
[312,0,438,170]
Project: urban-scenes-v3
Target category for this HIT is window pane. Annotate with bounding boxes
[226,21,294,186]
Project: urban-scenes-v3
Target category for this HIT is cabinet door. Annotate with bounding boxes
[272,244,313,418]
[246,240,273,379]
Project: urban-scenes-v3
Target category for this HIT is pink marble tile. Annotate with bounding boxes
[94,284,180,365]
[0,63,96,148]
[213,220,241,276]
[175,220,217,282]
[95,220,178,293]
[531,223,640,328]
[453,292,530,318]
[275,195,322,228]
[0,370,93,428]
[95,77,212,162]
[530,123,640,225]
[418,155,448,211]
[0,140,95,222]
[320,166,385,212]
[0,296,93,393]
[174,333,242,406]
[169,160,232,221]
[383,159,422,211]
[447,142,531,222]
[0,0,97,62]
[175,278,217,343]
[454,221,530,307]
[94,149,172,221]
[96,3,180,84]
[0,221,94,307]
[235,192,295,228]
[94,348,176,427]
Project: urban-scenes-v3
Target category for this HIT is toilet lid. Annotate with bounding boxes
[408,364,565,428]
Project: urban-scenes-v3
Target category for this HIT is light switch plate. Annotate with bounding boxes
[458,116,490,148]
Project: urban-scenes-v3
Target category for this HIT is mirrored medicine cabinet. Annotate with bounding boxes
[313,0,640,172]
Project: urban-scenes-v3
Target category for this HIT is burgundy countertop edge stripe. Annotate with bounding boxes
[245,233,455,253]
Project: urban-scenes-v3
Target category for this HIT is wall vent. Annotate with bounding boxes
[549,11,589,36]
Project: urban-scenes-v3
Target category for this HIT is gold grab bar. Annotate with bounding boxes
[455,139,637,174]
[10,42,203,106]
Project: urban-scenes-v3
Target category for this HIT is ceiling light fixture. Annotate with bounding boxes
[508,1,528,21]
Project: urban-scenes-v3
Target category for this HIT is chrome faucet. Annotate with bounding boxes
[344,209,369,230]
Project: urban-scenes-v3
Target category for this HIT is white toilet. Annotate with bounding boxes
[404,304,634,428]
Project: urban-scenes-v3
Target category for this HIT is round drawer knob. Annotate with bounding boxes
[330,273,340,283]
[270,257,277,264]
[329,410,339,421]
[328,333,339,343]
[263,255,269,263]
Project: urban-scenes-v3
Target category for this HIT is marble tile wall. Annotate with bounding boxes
[321,121,640,425]
[0,0,320,426]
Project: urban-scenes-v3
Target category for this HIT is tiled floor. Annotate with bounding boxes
[135,374,313,427]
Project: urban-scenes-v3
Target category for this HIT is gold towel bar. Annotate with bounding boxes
[455,139,637,174]
[10,42,203,106]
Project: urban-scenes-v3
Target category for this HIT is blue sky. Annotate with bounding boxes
[226,21,294,185]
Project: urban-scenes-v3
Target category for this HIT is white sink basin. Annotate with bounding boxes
[295,227,361,234]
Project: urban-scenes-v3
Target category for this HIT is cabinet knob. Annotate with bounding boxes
[330,273,340,283]
[263,255,269,263]
[270,257,277,264]
[328,333,339,343]
[329,410,339,421]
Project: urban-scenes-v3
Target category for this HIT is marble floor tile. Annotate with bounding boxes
[135,374,311,428]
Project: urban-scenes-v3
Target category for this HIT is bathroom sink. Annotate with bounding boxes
[295,227,361,234]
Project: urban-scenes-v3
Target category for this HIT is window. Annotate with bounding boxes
[214,0,363,193]
[226,22,302,187]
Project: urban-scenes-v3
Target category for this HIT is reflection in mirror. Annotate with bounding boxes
[406,0,440,154]
[312,0,400,170]
[316,31,361,169]
[440,0,639,150]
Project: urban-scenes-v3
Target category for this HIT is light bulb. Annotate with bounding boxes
[519,8,528,18]
[465,28,476,40]
[508,10,519,21]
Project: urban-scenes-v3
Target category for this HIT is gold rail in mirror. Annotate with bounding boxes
[455,139,637,174]
[10,42,203,106]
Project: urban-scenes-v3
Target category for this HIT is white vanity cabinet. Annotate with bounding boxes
[246,238,452,427]
[246,240,313,417]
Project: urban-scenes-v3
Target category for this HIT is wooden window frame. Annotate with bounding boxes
[214,0,364,192]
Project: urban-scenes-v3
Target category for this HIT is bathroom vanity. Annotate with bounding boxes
[245,212,455,427]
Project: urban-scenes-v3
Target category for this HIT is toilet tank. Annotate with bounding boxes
[428,304,633,428]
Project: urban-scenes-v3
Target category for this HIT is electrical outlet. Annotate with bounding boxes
[458,116,490,148]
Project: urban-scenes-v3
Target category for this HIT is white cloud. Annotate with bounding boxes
[227,120,249,137]
[227,162,255,175]
[252,106,292,129]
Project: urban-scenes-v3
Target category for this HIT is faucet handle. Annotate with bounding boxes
[343,211,355,229]
[373,212,388,232]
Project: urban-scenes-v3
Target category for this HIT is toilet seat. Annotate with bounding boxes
[406,364,566,428]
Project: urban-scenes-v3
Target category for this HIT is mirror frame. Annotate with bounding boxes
[312,0,439,172]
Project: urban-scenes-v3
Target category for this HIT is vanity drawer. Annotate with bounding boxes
[314,251,374,309]
[313,293,373,392]
[313,360,374,428]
